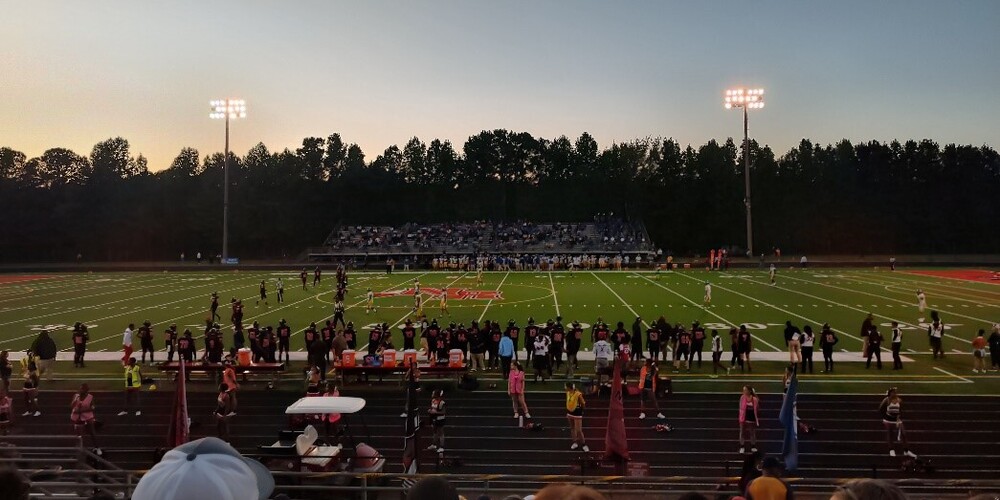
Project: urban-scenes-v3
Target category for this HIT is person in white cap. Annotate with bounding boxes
[132,437,275,500]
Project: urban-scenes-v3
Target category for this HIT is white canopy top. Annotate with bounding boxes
[285,396,366,414]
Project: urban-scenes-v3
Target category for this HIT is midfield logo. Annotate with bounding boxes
[374,287,502,300]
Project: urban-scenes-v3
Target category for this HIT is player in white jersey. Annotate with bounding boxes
[769,264,777,285]
[366,287,375,314]
[703,282,712,305]
[476,266,484,285]
[916,290,927,321]
[439,288,449,315]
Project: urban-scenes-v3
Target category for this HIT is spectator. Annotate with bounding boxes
[30,331,56,381]
[406,476,459,500]
[533,484,606,500]
[0,467,30,500]
[744,456,792,499]
[830,478,908,500]
[132,437,274,500]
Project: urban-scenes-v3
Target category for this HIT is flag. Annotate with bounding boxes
[604,357,629,460]
[166,357,189,447]
[401,377,419,489]
[779,369,799,471]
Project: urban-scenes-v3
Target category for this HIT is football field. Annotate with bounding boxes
[1,267,998,394]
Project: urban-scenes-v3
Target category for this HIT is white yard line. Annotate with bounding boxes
[0,274,164,304]
[868,270,1000,296]
[764,274,972,344]
[933,366,974,383]
[548,272,561,318]
[643,273,783,352]
[0,273,256,328]
[478,272,510,323]
[591,273,647,327]
[0,274,197,314]
[782,273,980,345]
[845,271,1000,307]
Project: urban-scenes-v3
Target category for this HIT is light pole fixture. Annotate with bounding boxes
[209,99,247,262]
[724,88,764,257]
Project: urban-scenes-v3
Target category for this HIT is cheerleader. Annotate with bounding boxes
[879,387,916,458]
[70,384,99,453]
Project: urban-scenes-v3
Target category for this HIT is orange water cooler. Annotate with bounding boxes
[382,349,397,368]
[342,349,356,368]
[237,348,252,366]
[448,349,464,368]
[402,349,418,367]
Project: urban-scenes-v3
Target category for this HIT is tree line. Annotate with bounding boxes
[1,131,997,262]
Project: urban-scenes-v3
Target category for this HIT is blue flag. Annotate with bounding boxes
[778,371,799,471]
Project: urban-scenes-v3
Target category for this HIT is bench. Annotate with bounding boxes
[337,364,466,385]
[157,361,285,382]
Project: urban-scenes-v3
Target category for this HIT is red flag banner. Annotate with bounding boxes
[167,358,189,447]
[604,357,630,460]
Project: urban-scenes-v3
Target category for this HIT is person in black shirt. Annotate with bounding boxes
[402,320,417,351]
[550,323,565,373]
[205,333,224,363]
[210,292,220,322]
[820,324,839,372]
[321,321,335,362]
[344,322,357,350]
[453,325,469,363]
[164,325,178,362]
[300,268,308,290]
[691,322,707,368]
[866,327,884,369]
[247,322,261,363]
[505,320,521,361]
[232,324,244,350]
[561,321,580,377]
[259,327,277,363]
[487,321,502,370]
[630,317,644,362]
[72,323,89,368]
[308,339,328,381]
[138,320,155,365]
[368,327,383,358]
[313,266,322,287]
[646,324,661,362]
[277,319,292,363]
[612,322,630,352]
[524,319,539,363]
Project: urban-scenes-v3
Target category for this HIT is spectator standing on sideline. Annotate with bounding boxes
[928,310,945,359]
[118,358,142,417]
[820,324,838,373]
[630,317,644,361]
[890,321,904,370]
[972,329,988,373]
[498,333,515,380]
[70,383,100,454]
[988,324,1000,372]
[222,361,239,411]
[866,327,884,369]
[745,456,793,500]
[738,386,760,454]
[72,324,89,368]
[710,330,728,377]
[30,331,57,381]
[121,324,134,366]
[508,361,530,420]
[800,325,814,374]
[565,382,588,451]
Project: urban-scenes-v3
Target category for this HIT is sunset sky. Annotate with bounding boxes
[2,0,997,171]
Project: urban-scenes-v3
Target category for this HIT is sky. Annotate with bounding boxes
[2,0,998,171]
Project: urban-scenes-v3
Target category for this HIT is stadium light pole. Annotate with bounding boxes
[724,88,765,258]
[209,99,246,262]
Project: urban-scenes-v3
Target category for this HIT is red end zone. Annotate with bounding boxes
[0,275,54,285]
[903,269,1000,284]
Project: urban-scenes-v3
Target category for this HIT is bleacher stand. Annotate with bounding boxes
[311,216,653,263]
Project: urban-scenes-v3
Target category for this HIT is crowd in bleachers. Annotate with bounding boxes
[321,217,653,255]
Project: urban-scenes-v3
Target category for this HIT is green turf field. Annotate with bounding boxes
[1,267,998,394]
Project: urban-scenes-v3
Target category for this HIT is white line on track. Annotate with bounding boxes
[0,274,177,313]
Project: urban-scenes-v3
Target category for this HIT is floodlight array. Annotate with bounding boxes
[209,99,247,120]
[724,88,765,109]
